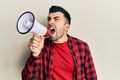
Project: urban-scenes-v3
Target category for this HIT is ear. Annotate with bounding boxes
[65,24,70,31]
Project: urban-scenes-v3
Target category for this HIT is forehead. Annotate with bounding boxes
[48,12,64,18]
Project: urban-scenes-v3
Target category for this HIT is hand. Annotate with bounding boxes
[29,33,44,57]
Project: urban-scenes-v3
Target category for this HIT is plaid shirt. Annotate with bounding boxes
[22,35,97,80]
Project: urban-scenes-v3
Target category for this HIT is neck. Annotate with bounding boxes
[53,34,68,43]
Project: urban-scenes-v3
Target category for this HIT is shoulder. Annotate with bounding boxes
[68,35,91,54]
[68,35,88,46]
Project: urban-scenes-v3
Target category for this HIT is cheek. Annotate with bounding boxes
[56,22,66,33]
[57,26,66,34]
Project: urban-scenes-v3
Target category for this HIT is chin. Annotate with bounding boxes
[49,36,58,41]
[49,36,55,41]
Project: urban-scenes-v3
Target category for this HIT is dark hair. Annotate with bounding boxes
[49,5,71,24]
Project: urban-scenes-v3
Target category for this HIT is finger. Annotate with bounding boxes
[33,33,39,37]
[30,46,38,53]
[31,39,40,46]
[39,36,45,43]
[31,43,39,48]
[33,33,43,40]
[32,36,41,43]
[29,41,39,51]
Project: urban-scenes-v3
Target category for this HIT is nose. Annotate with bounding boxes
[48,19,54,25]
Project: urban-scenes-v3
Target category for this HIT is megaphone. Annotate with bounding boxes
[16,11,50,37]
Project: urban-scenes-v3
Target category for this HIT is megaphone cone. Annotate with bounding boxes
[16,11,50,37]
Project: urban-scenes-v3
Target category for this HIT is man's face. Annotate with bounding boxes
[47,12,69,41]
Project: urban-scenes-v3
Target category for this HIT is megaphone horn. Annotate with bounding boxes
[16,11,50,37]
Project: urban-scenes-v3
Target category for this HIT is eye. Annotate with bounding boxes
[54,17,60,21]
[47,17,51,21]
[55,18,59,21]
[47,18,50,21]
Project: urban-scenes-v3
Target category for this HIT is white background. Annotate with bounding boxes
[0,0,120,80]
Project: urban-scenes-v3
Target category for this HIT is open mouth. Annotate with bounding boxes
[50,28,55,34]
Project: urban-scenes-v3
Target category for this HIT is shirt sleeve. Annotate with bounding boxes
[22,53,42,80]
[84,43,97,80]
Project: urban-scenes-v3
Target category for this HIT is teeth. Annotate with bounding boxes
[50,28,55,34]
[50,28,54,30]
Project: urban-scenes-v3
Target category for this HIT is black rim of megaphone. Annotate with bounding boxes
[16,11,35,34]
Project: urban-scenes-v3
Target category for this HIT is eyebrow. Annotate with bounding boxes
[47,16,60,20]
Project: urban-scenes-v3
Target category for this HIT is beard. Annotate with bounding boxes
[49,31,64,41]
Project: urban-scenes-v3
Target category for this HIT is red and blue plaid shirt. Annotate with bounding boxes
[22,35,97,80]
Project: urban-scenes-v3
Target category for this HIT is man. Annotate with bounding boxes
[22,5,97,80]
